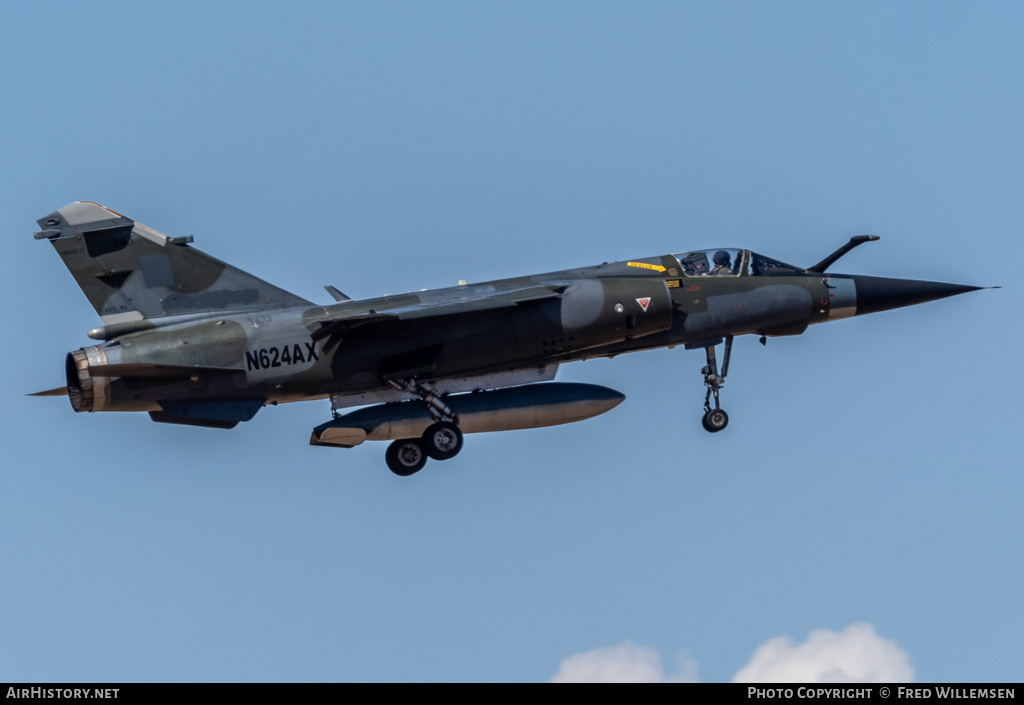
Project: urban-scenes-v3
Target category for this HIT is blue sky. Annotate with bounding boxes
[2,2,1021,682]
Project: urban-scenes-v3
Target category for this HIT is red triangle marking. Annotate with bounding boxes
[636,297,651,312]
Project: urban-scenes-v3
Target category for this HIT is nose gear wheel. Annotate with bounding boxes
[700,336,732,432]
[702,408,729,433]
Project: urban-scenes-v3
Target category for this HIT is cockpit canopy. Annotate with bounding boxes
[675,248,742,276]
[673,249,806,277]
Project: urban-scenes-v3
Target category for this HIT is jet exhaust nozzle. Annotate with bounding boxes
[65,347,112,413]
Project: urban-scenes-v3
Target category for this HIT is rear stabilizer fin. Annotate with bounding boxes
[36,202,312,323]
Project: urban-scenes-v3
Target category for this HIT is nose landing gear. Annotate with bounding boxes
[699,336,732,433]
[702,407,729,433]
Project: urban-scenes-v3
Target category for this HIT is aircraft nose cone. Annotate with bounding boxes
[849,275,983,316]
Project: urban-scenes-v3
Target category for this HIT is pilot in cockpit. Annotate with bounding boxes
[710,250,734,275]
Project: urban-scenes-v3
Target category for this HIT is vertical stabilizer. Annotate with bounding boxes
[35,202,312,324]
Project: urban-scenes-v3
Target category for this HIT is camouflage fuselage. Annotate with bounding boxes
[42,201,978,434]
[68,257,836,414]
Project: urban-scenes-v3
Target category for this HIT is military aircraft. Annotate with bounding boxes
[33,201,987,476]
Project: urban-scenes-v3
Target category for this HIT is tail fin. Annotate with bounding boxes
[35,202,312,325]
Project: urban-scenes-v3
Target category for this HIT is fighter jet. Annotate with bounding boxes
[32,201,987,476]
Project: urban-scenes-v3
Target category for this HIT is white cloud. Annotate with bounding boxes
[732,623,914,683]
[551,624,913,683]
[550,641,699,683]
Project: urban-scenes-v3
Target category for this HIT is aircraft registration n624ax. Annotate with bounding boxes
[32,202,990,476]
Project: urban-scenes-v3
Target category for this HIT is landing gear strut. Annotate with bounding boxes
[700,336,732,433]
[383,379,465,475]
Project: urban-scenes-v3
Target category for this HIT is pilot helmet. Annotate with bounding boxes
[713,250,731,266]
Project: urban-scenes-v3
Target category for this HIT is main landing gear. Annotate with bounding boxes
[700,336,732,433]
[383,380,464,476]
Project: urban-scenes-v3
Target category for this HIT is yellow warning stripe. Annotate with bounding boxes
[627,261,666,272]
